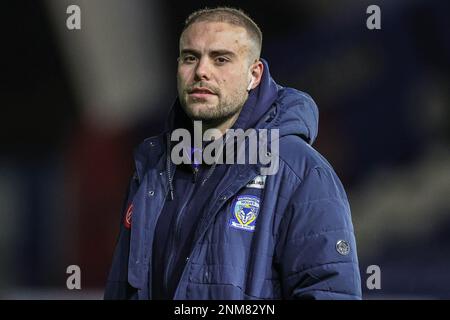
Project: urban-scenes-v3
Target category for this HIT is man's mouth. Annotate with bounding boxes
[188,87,217,98]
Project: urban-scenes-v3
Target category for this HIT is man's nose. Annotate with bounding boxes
[194,57,212,81]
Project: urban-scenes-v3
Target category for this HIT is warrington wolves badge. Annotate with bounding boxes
[229,195,260,232]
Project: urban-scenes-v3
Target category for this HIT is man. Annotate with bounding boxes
[105,7,362,300]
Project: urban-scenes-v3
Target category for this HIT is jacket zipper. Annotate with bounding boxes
[163,178,197,297]
[166,134,175,200]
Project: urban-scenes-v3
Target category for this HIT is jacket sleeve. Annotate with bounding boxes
[104,173,139,300]
[275,166,362,299]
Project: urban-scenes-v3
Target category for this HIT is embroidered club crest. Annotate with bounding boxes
[229,195,260,232]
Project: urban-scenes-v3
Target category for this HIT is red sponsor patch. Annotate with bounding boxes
[123,203,133,229]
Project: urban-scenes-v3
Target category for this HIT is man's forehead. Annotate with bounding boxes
[180,21,250,50]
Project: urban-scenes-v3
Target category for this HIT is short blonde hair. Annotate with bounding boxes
[182,7,262,60]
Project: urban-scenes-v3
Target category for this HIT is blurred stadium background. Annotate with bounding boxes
[1,0,449,299]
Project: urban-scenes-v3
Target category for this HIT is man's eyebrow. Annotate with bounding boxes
[209,50,236,57]
[180,48,237,57]
[180,49,200,56]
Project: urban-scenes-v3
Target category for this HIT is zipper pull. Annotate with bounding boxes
[192,166,199,183]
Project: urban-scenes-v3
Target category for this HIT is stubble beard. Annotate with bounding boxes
[178,82,248,128]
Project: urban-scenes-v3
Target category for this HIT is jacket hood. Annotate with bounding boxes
[273,87,319,145]
[249,59,319,145]
[232,58,319,145]
[231,58,278,130]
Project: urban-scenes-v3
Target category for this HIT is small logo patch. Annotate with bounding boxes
[246,175,266,189]
[123,203,133,229]
[229,195,260,232]
[336,240,350,255]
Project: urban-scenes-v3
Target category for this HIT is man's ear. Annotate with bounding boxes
[248,60,264,91]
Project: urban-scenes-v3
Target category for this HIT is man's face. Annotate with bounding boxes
[177,21,254,122]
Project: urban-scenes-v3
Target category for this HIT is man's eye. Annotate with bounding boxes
[215,57,229,64]
[183,56,197,63]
